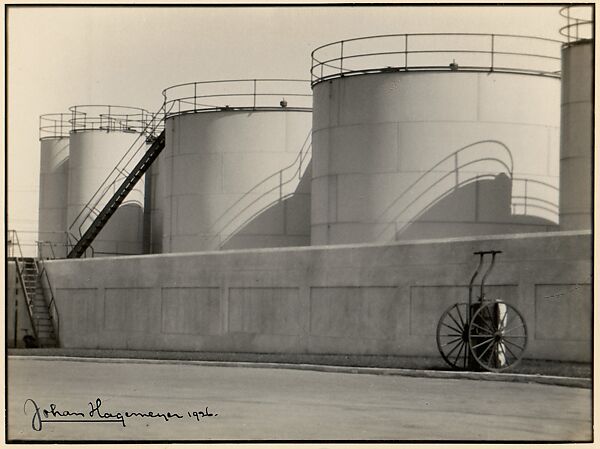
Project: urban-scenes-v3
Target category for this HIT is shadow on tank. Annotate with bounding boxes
[399,173,559,241]
[221,164,312,250]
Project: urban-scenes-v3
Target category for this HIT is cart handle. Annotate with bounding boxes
[478,251,500,300]
[473,250,503,255]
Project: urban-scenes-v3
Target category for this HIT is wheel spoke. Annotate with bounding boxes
[471,336,494,350]
[439,333,463,337]
[442,322,463,334]
[452,341,466,366]
[498,343,511,364]
[489,341,499,368]
[503,341,520,360]
[448,312,464,334]
[471,320,495,335]
[498,322,525,335]
[503,338,526,351]
[441,336,463,347]
[446,338,464,357]
[470,333,495,338]
[477,338,496,361]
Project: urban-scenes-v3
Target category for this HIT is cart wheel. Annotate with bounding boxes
[468,301,527,372]
[436,302,470,369]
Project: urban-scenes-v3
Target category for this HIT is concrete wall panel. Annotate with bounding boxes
[229,287,302,335]
[161,287,221,335]
[534,284,592,341]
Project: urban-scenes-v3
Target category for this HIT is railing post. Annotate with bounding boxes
[253,79,257,109]
[454,152,459,188]
[405,34,408,69]
[524,179,528,215]
[490,34,495,71]
[279,170,283,199]
[340,41,344,75]
[194,82,197,111]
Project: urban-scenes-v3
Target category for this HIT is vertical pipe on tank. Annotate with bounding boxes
[559,39,593,230]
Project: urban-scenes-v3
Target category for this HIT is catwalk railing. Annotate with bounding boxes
[39,113,71,140]
[162,79,312,118]
[559,5,594,43]
[311,33,563,85]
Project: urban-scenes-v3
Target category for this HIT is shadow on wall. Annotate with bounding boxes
[400,173,559,241]
[222,164,312,250]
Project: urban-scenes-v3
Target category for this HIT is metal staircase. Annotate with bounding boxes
[20,258,58,346]
[67,130,166,258]
[9,230,59,347]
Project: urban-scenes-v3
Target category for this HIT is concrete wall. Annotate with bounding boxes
[160,110,312,252]
[43,231,591,363]
[38,137,69,258]
[67,131,145,256]
[559,40,593,230]
[311,71,561,245]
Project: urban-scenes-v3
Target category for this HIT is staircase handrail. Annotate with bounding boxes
[374,140,514,240]
[68,102,172,238]
[9,230,39,342]
[37,259,60,346]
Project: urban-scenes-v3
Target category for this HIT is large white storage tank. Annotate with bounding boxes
[310,33,562,245]
[158,79,312,253]
[558,6,593,231]
[38,114,70,258]
[66,105,152,256]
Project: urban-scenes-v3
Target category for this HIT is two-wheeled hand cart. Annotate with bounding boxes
[436,251,528,372]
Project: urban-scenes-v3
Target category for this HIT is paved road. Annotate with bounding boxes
[7,357,591,441]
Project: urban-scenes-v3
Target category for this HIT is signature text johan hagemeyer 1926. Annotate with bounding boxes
[24,398,218,431]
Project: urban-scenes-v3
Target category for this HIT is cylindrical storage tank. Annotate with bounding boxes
[66,105,152,257]
[559,7,593,230]
[310,33,562,245]
[159,79,312,253]
[38,114,70,258]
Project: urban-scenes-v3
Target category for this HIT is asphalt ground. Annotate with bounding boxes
[6,356,592,442]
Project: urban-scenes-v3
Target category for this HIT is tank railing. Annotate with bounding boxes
[162,79,312,119]
[37,240,57,260]
[200,130,312,249]
[374,141,514,241]
[67,102,173,240]
[511,177,559,222]
[39,113,71,140]
[69,105,154,134]
[311,33,563,85]
[560,6,594,43]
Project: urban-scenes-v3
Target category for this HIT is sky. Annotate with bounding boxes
[5,3,569,252]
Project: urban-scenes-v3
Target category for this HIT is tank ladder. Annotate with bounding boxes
[66,130,166,258]
[9,230,59,347]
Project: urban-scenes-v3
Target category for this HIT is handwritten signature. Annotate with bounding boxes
[24,398,217,432]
